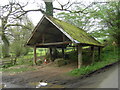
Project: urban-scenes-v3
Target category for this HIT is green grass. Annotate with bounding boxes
[69,46,119,76]
[70,59,118,76]
[28,48,47,57]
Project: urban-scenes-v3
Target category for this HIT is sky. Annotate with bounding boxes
[0,0,98,25]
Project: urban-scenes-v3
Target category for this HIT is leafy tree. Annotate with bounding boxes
[10,15,34,57]
[57,1,120,46]
[90,1,120,45]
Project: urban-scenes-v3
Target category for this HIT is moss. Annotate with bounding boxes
[48,16,102,46]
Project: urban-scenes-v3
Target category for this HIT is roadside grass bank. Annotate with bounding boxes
[69,46,119,76]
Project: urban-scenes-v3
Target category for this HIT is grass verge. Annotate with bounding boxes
[69,46,119,76]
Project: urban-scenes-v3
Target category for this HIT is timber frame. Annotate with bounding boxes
[26,15,103,68]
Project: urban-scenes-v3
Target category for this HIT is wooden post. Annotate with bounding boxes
[78,45,82,68]
[91,46,95,63]
[98,47,101,61]
[33,46,37,65]
[62,48,65,59]
[49,48,53,62]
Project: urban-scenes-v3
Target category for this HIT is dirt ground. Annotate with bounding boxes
[2,62,78,88]
[2,62,119,88]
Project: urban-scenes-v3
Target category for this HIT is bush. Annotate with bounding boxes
[67,50,93,64]
[16,55,33,66]
[10,41,30,57]
[36,60,43,66]
[68,51,78,62]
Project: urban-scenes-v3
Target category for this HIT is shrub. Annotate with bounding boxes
[68,51,78,62]
[36,60,43,66]
[2,64,14,68]
[16,55,33,66]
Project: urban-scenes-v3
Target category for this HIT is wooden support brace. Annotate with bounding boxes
[78,45,82,68]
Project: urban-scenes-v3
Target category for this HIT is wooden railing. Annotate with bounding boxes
[0,57,17,66]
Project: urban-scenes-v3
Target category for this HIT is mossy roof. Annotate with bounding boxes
[46,16,102,46]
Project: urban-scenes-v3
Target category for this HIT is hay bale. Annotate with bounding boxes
[55,58,68,67]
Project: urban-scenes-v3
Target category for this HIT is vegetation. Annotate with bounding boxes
[69,46,119,76]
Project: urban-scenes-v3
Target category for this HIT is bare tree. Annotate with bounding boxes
[0,1,33,57]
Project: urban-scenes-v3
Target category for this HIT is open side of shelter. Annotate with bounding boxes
[26,15,103,68]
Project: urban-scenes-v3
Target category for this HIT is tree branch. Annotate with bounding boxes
[4,23,31,30]
[17,9,45,18]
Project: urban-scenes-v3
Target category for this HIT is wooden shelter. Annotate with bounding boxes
[26,15,103,68]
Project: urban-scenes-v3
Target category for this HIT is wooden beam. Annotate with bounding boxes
[33,46,37,65]
[91,46,95,63]
[78,45,82,68]
[36,41,72,46]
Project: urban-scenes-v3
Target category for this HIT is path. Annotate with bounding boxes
[2,63,77,88]
[1,62,119,88]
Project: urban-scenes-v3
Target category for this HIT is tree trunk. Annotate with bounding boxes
[1,18,10,58]
[45,2,53,16]
[1,33,10,58]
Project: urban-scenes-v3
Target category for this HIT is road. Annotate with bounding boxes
[66,63,119,88]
